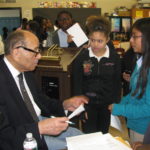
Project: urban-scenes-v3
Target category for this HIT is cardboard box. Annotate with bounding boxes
[118,11,131,16]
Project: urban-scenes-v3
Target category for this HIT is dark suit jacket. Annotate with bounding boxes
[0,111,13,150]
[0,55,65,150]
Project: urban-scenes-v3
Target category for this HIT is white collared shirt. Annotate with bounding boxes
[4,57,41,117]
[137,56,142,69]
[88,45,110,62]
[58,29,68,47]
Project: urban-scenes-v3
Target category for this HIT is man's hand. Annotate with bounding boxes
[67,34,74,43]
[38,117,69,135]
[63,95,89,111]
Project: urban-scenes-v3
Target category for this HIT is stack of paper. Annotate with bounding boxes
[66,132,131,150]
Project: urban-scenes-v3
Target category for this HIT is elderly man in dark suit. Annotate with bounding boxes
[0,30,88,150]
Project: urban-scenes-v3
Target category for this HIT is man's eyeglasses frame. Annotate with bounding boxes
[16,46,41,56]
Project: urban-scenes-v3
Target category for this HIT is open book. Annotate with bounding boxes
[66,132,131,150]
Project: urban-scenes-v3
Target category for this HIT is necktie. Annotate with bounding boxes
[18,73,39,122]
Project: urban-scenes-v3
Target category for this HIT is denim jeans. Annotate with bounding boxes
[39,116,83,150]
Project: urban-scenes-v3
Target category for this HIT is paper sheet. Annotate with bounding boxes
[67,23,88,47]
[66,133,132,150]
[68,104,85,119]
[110,114,122,132]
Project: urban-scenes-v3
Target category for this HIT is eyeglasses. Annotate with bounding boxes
[16,46,41,57]
[130,35,143,40]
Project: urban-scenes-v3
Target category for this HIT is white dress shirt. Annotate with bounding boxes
[88,45,110,62]
[58,29,68,47]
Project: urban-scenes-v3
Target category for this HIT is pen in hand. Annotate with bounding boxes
[50,116,75,125]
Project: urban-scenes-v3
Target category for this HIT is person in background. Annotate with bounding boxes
[2,27,8,41]
[52,10,76,48]
[72,16,121,134]
[45,18,55,47]
[33,16,48,48]
[121,47,141,96]
[21,18,28,30]
[109,18,150,143]
[0,30,88,150]
[17,18,28,30]
[26,20,42,45]
[0,35,4,54]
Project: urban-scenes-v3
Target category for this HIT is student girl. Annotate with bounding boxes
[109,18,150,143]
[72,16,121,133]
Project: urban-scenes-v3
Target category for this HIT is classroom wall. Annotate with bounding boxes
[0,0,137,20]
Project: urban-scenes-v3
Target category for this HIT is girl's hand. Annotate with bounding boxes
[132,142,142,150]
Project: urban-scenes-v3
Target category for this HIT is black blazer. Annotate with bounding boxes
[0,55,65,150]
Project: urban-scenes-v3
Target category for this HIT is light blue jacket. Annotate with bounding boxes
[112,60,150,134]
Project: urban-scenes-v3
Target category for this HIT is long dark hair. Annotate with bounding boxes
[131,18,150,99]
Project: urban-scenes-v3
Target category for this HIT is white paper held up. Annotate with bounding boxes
[67,23,88,47]
[68,104,85,120]
[110,114,122,132]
